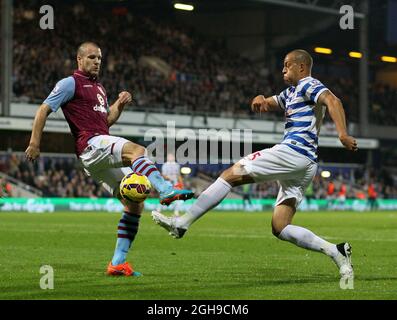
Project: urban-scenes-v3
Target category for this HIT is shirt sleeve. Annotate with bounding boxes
[304,79,328,104]
[43,76,75,112]
[272,88,288,110]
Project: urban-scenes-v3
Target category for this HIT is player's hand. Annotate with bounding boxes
[339,134,358,152]
[118,91,132,106]
[25,144,40,162]
[251,95,270,113]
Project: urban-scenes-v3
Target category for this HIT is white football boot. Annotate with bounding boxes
[333,242,354,278]
[151,210,187,239]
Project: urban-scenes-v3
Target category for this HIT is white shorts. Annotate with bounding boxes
[239,144,318,208]
[79,135,133,196]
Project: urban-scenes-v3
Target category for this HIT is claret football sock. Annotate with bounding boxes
[278,225,338,258]
[111,212,141,266]
[179,177,232,228]
[131,156,172,195]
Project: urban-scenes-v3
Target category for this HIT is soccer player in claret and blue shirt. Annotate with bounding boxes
[152,49,358,280]
[25,42,194,276]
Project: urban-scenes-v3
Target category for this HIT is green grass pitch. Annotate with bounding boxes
[0,210,396,300]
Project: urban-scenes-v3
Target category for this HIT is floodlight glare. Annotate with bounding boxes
[174,3,194,11]
[321,171,331,178]
[349,51,362,59]
[314,47,332,55]
[381,56,397,63]
[181,167,192,175]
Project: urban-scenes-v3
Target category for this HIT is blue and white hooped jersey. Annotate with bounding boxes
[273,76,328,163]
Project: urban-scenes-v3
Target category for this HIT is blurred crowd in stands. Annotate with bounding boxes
[369,83,397,126]
[242,173,397,202]
[0,177,13,197]
[1,153,397,201]
[0,154,110,198]
[12,2,268,119]
[196,160,397,201]
[10,2,395,124]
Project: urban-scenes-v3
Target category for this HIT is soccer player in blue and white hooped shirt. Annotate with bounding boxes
[152,50,358,279]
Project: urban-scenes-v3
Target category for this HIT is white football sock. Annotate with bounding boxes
[178,177,232,228]
[279,225,338,258]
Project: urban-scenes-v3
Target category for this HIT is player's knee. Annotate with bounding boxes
[220,167,234,182]
[123,142,145,157]
[131,144,145,158]
[271,222,285,238]
[271,218,290,238]
[121,142,146,165]
[124,200,144,215]
[220,163,249,187]
[220,168,240,188]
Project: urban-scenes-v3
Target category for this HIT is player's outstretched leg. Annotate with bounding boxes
[107,200,143,277]
[122,143,194,206]
[273,199,353,278]
[152,164,254,238]
[151,176,231,238]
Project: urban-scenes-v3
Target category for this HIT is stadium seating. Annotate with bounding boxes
[12,2,395,125]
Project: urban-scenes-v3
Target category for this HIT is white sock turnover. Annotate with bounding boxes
[178,177,232,228]
[279,225,338,258]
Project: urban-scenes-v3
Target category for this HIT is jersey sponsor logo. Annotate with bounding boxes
[97,93,105,106]
[93,104,107,113]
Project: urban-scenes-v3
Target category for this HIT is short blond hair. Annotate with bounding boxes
[77,42,99,57]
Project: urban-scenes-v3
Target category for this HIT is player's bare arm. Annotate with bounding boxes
[318,90,358,152]
[251,95,280,113]
[107,91,133,127]
[25,103,52,162]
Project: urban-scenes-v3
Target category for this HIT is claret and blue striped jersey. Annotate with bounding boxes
[273,76,328,162]
[43,70,110,156]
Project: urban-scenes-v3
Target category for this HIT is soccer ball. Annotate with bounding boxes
[119,173,151,203]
